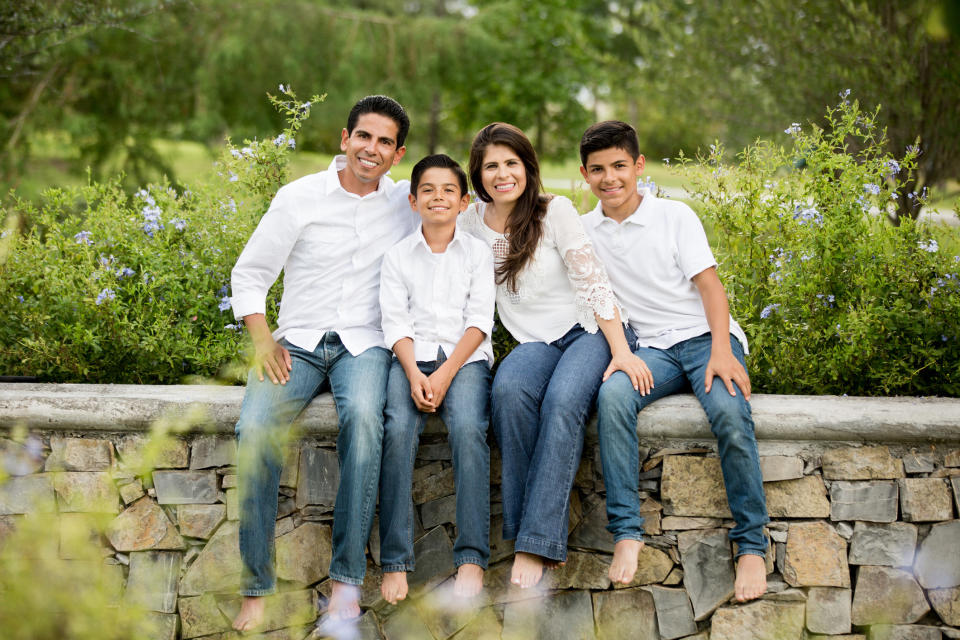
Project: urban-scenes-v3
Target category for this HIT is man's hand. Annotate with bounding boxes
[426,363,456,410]
[409,369,436,412]
[603,351,654,395]
[704,349,751,400]
[253,334,292,384]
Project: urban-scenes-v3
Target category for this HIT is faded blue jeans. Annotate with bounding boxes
[597,329,768,557]
[492,325,611,562]
[235,333,391,594]
[379,354,491,572]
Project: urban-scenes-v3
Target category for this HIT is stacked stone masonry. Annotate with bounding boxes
[2,384,960,639]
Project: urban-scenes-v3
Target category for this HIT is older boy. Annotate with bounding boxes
[229,95,415,629]
[377,154,495,605]
[578,121,768,602]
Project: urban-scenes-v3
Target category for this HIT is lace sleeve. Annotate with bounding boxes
[547,198,622,333]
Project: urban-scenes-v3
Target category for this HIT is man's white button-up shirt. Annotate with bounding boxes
[231,155,417,356]
[379,224,496,366]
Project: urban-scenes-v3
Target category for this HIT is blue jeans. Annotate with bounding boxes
[597,329,768,557]
[379,355,491,572]
[235,333,391,594]
[491,325,611,561]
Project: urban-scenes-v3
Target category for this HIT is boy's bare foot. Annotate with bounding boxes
[232,596,265,632]
[735,554,767,602]
[328,580,361,620]
[454,563,484,598]
[609,539,645,584]
[510,552,545,589]
[380,571,408,605]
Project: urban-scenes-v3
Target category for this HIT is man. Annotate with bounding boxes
[229,95,414,630]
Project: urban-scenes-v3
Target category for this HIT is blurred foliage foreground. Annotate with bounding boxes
[1,91,958,396]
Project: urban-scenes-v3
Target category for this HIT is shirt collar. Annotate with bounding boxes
[590,187,655,228]
[325,155,394,197]
[412,223,464,254]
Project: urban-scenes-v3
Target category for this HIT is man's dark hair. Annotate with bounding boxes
[579,120,641,167]
[346,95,410,148]
[410,154,468,196]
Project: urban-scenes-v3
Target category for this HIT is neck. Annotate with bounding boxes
[421,221,456,253]
[602,191,643,224]
[338,169,380,197]
[485,201,514,233]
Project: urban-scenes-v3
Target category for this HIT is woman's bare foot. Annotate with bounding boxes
[380,571,409,605]
[454,563,485,598]
[734,554,767,602]
[609,539,645,584]
[232,596,265,632]
[510,552,545,589]
[328,580,362,620]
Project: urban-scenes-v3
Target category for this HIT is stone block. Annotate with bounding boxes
[276,522,331,585]
[177,504,226,539]
[119,479,145,504]
[822,446,905,480]
[899,478,953,522]
[710,600,805,640]
[848,521,917,567]
[189,436,236,469]
[143,612,178,640]
[180,520,242,595]
[226,488,238,521]
[0,437,43,476]
[47,437,114,471]
[107,496,184,551]
[152,470,217,504]
[611,545,674,588]
[830,481,899,522]
[418,442,452,460]
[661,455,732,518]
[568,500,614,553]
[902,451,936,474]
[217,589,316,633]
[806,586,852,634]
[125,550,182,613]
[117,435,189,470]
[221,474,237,489]
[179,593,229,639]
[296,446,339,508]
[413,581,490,638]
[451,605,501,640]
[0,473,54,514]
[867,625,943,640]
[544,550,611,590]
[381,603,434,640]
[409,525,454,589]
[852,565,929,625]
[278,445,299,488]
[420,494,456,529]
[928,586,960,625]
[677,527,735,621]
[765,474,831,518]
[946,450,960,467]
[661,516,723,530]
[649,585,697,639]
[759,455,804,482]
[412,464,455,505]
[502,590,595,640]
[952,477,960,515]
[593,587,658,639]
[914,520,960,589]
[783,521,849,587]
[54,471,119,513]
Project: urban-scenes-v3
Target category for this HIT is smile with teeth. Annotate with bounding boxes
[358,158,378,169]
[495,183,516,192]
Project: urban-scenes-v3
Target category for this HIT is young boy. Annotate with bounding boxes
[578,121,769,602]
[377,154,495,605]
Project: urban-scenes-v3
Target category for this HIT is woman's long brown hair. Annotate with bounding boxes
[468,123,550,294]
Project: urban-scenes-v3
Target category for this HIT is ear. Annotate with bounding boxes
[636,154,646,174]
[457,193,470,213]
[579,165,589,180]
[408,193,417,211]
[392,145,407,165]
[340,128,349,152]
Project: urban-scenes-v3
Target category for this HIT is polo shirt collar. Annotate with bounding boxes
[590,187,655,228]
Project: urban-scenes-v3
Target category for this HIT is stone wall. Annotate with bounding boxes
[2,383,960,640]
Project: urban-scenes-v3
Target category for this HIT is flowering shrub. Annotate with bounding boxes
[0,88,323,383]
[680,94,960,396]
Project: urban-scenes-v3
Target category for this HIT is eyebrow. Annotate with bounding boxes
[353,128,396,146]
[418,182,460,190]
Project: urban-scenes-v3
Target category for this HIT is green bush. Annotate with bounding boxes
[681,95,960,396]
[1,89,322,383]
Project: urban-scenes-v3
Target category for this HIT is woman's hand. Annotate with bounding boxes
[603,350,654,395]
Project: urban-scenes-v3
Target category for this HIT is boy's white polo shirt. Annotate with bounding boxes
[379,224,495,366]
[582,189,749,353]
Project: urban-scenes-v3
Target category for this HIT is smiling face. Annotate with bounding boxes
[580,146,645,221]
[479,144,527,213]
[339,113,406,195]
[409,167,470,227]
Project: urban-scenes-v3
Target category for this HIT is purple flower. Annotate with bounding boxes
[95,288,116,305]
[218,295,232,312]
[760,303,780,319]
[229,172,239,183]
[918,239,939,253]
[230,149,241,159]
[116,267,135,278]
[885,159,900,176]
[784,123,801,136]
[74,230,93,245]
[17,295,24,303]
[218,284,229,296]
[863,183,881,195]
[172,218,187,231]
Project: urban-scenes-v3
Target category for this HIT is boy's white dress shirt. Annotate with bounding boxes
[230,155,416,356]
[582,188,749,352]
[379,225,495,366]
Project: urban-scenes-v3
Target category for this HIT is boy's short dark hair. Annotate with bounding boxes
[346,95,410,148]
[579,120,641,167]
[410,154,468,196]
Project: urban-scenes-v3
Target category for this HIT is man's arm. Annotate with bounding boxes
[692,267,751,400]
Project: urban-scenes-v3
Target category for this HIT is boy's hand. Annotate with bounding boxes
[409,370,436,412]
[426,363,456,409]
[704,350,751,400]
[603,351,654,396]
[253,335,292,384]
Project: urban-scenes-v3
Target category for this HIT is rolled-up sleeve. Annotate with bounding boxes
[463,243,495,336]
[379,247,414,351]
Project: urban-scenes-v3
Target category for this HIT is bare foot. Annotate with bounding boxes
[454,563,484,598]
[735,554,767,602]
[328,580,361,620]
[510,552,545,589]
[380,571,408,605]
[543,559,566,570]
[609,539,645,585]
[232,596,265,632]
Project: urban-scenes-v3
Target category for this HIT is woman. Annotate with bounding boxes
[459,123,652,587]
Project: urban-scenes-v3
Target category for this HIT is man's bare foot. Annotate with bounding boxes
[609,539,645,585]
[454,563,484,598]
[543,559,566,570]
[328,580,361,620]
[735,554,767,602]
[381,571,408,605]
[510,552,545,589]
[232,596,265,632]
